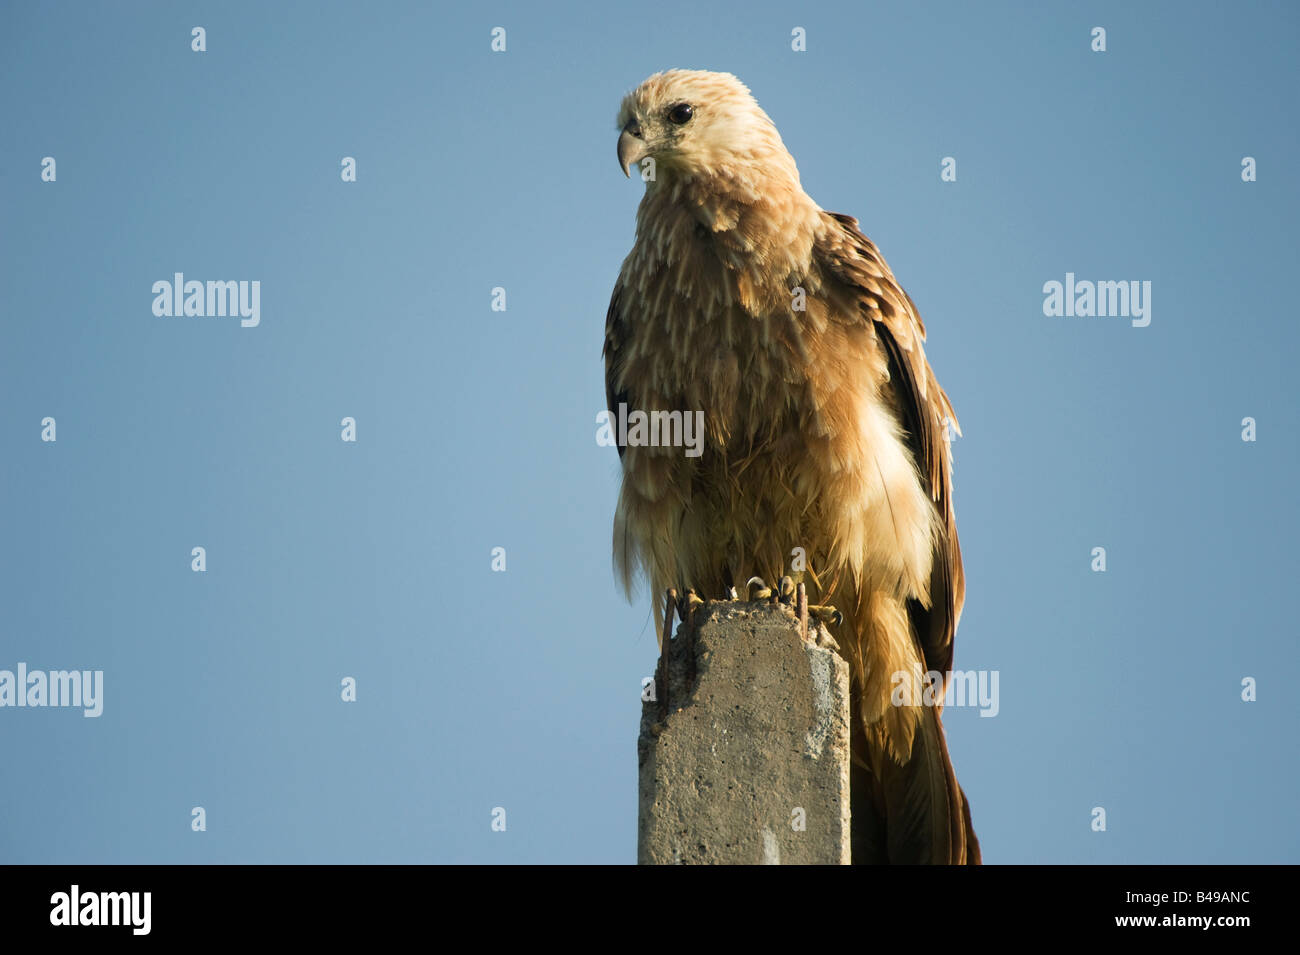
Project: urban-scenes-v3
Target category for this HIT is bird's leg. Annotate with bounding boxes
[658,588,677,721]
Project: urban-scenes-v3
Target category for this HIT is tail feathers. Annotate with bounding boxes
[959,784,981,865]
[852,705,980,864]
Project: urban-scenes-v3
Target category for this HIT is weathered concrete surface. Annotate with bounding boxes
[638,600,851,865]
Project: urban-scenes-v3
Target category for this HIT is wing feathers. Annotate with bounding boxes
[815,212,964,679]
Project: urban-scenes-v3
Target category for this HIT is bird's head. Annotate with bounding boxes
[615,70,794,185]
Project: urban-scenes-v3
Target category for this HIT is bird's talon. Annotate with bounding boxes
[809,604,843,628]
[778,576,796,605]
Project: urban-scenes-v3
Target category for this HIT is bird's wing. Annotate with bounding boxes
[814,211,964,679]
[603,278,630,461]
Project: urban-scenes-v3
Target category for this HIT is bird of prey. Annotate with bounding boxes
[603,70,979,864]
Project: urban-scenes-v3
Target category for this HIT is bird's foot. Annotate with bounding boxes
[809,604,843,628]
[676,588,704,622]
[778,576,797,604]
[744,575,799,604]
[789,581,841,647]
[739,577,835,646]
[805,599,842,649]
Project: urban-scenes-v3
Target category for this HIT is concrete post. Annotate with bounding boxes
[637,599,852,864]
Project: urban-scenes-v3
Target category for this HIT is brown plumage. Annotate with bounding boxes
[605,69,979,864]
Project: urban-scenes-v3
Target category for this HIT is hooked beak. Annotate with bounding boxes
[618,121,648,178]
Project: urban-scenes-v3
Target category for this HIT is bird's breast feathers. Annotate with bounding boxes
[612,201,938,600]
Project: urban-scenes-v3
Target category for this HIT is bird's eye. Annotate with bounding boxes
[668,103,693,125]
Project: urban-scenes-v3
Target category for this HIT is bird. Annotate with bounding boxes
[603,69,979,864]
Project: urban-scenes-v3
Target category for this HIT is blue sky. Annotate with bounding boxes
[1,0,1296,863]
